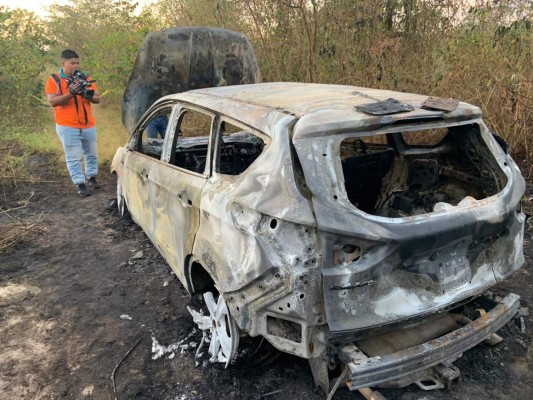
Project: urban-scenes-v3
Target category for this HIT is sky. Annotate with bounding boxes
[0,0,149,17]
[0,0,69,17]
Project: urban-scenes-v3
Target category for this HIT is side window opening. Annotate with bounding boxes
[171,109,213,174]
[341,124,507,218]
[215,120,265,176]
[136,108,171,159]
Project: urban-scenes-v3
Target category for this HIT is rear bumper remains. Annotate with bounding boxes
[339,293,520,390]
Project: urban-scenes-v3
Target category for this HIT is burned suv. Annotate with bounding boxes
[112,83,525,390]
[113,28,525,397]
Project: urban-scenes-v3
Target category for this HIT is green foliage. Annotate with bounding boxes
[46,0,157,100]
[0,7,52,124]
[2,123,59,155]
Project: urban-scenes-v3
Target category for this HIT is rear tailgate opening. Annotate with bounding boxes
[340,123,507,218]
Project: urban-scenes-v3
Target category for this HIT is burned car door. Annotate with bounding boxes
[190,118,269,289]
[147,105,215,283]
[118,26,261,290]
[120,104,175,236]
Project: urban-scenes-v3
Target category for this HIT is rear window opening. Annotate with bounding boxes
[340,124,507,218]
[215,121,265,175]
[400,127,448,146]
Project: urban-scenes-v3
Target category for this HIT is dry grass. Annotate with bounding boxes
[0,145,46,253]
[92,101,130,163]
[157,0,532,159]
[0,212,44,254]
[19,101,131,165]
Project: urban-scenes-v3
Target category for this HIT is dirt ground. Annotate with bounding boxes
[1,155,532,400]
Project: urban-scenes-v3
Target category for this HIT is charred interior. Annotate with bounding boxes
[141,132,264,175]
[216,132,265,175]
[341,124,508,217]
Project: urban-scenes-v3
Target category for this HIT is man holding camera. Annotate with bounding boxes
[45,49,101,197]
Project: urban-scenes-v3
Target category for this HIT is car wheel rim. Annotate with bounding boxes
[116,180,125,216]
[203,291,239,368]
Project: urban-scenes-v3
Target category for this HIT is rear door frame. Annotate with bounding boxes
[147,103,217,283]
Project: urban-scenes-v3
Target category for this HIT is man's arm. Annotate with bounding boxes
[88,92,101,104]
[47,91,74,107]
[47,82,82,107]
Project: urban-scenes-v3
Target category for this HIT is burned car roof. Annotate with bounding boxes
[160,82,480,138]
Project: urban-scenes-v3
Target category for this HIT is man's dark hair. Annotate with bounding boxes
[61,49,79,59]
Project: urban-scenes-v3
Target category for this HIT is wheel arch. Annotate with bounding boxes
[185,255,217,296]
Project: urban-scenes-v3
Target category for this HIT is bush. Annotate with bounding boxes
[1,1,532,159]
[47,0,157,102]
[152,0,533,158]
[0,7,51,125]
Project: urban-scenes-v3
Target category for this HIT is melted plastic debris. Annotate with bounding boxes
[194,330,211,367]
[356,98,414,115]
[187,306,211,330]
[119,314,133,320]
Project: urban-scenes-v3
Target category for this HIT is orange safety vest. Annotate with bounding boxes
[45,71,97,128]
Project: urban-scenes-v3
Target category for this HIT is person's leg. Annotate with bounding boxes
[157,116,168,139]
[56,125,84,185]
[146,121,158,138]
[81,126,98,182]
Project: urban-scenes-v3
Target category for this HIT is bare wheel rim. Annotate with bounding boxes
[203,291,239,368]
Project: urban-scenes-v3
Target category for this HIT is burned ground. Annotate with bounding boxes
[0,157,532,400]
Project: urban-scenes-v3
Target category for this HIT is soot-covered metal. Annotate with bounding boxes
[114,44,526,398]
[122,27,261,133]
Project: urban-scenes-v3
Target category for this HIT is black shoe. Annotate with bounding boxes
[78,183,90,197]
[88,176,100,189]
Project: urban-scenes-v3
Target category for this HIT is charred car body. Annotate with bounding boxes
[113,27,525,396]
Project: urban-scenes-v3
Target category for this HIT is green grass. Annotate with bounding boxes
[91,101,130,163]
[4,116,61,155]
[1,100,130,166]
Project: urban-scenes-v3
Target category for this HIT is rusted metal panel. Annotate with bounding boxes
[356,98,415,115]
[341,293,520,390]
[422,96,460,112]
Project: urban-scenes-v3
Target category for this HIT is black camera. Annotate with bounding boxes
[68,69,96,100]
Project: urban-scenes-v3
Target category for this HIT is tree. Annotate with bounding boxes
[0,7,51,121]
[47,0,157,98]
